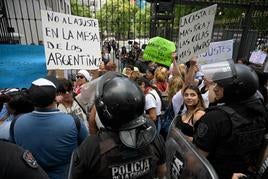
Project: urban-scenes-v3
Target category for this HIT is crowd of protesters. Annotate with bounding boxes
[0,40,268,179]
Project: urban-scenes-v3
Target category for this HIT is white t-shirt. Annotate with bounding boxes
[172,90,184,115]
[145,89,162,116]
[201,90,209,108]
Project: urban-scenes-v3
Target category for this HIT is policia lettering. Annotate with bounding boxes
[110,158,150,179]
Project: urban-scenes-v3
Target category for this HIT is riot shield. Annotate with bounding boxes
[165,119,218,179]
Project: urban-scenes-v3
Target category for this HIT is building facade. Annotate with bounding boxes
[1,0,71,44]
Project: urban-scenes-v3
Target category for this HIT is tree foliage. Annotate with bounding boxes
[135,5,151,38]
[96,0,140,39]
[71,0,92,17]
[70,1,267,41]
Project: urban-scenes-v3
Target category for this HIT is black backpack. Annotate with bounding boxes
[160,104,175,140]
[149,87,169,112]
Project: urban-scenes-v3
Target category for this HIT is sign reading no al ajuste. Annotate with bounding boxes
[41,10,101,70]
[198,39,234,65]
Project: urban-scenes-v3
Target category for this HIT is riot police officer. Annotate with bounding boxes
[193,61,268,179]
[68,71,167,179]
[0,139,49,179]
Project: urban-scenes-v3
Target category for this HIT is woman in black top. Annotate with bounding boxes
[175,85,205,140]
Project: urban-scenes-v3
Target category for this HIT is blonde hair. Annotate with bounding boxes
[129,71,141,81]
[178,64,186,82]
[154,66,168,82]
[168,76,184,103]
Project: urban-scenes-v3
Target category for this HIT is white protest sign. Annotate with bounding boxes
[249,50,267,65]
[198,39,233,65]
[41,10,101,70]
[178,4,217,63]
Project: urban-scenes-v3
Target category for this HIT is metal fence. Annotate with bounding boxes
[0,0,267,60]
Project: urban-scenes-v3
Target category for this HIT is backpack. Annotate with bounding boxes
[149,87,168,112]
[148,89,174,140]
[70,114,82,144]
[160,104,175,140]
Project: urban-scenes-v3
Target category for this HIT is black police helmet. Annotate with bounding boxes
[213,64,259,102]
[95,72,146,131]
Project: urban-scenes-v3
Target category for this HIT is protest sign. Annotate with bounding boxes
[249,50,267,65]
[198,39,233,64]
[177,4,217,63]
[41,10,101,70]
[143,36,176,67]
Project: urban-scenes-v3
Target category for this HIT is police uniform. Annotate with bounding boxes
[68,72,167,179]
[193,62,268,179]
[0,139,49,179]
[69,130,166,179]
[193,98,267,179]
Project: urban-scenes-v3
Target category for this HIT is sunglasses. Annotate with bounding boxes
[58,89,73,94]
[76,75,85,79]
[59,90,72,94]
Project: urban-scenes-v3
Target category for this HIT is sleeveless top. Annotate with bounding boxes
[175,115,194,137]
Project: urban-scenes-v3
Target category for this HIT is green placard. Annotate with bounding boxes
[143,36,176,67]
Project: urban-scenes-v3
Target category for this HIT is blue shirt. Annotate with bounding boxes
[12,109,88,179]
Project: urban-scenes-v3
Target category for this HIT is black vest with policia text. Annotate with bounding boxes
[95,131,159,179]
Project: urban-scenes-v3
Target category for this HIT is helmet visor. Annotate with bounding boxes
[119,118,156,149]
[200,60,234,82]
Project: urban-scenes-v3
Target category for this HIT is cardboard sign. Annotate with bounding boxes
[177,4,217,63]
[41,10,101,70]
[143,36,176,67]
[249,50,267,65]
[198,39,233,64]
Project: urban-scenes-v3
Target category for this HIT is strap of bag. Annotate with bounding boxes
[9,116,19,143]
[74,98,87,116]
[70,114,81,145]
[148,92,156,101]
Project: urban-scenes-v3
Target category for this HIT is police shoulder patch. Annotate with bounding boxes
[197,123,208,138]
[22,150,38,168]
